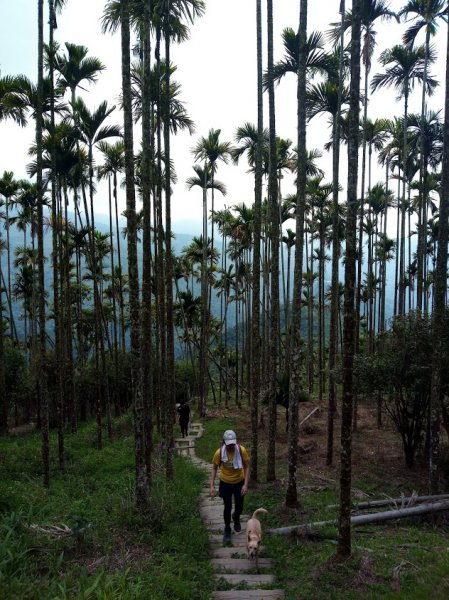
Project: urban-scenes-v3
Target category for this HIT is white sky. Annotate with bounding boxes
[0,0,447,235]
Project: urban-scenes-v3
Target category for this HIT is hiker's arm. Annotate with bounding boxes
[241,465,249,496]
[209,464,218,497]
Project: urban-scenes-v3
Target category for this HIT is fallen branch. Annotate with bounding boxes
[268,499,449,536]
[29,523,73,537]
[326,492,449,510]
[354,492,449,511]
[299,407,320,428]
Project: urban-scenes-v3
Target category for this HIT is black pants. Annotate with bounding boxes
[180,419,189,437]
[219,479,244,528]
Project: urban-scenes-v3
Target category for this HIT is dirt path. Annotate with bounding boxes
[174,423,284,600]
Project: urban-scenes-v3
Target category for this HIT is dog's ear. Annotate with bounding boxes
[257,540,261,547]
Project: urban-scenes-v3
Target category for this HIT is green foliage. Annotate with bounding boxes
[0,417,212,599]
[175,359,199,398]
[247,477,449,600]
[353,313,435,467]
[3,340,33,422]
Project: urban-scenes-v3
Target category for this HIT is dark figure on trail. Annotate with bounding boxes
[177,399,191,438]
[209,430,250,544]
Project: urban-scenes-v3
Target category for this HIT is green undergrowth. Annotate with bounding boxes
[195,409,449,599]
[246,464,449,599]
[0,414,212,600]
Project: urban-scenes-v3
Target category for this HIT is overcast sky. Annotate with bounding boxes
[0,0,447,235]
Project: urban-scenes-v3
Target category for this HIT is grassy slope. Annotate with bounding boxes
[0,414,212,600]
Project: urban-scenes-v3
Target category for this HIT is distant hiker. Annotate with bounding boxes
[209,430,250,544]
[177,399,191,438]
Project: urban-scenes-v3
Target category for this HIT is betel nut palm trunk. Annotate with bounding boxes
[337,0,361,560]
[121,0,148,508]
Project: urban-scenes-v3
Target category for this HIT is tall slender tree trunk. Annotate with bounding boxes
[336,0,361,560]
[37,0,49,488]
[141,0,154,487]
[121,0,148,508]
[285,0,307,508]
[250,0,264,485]
[327,0,345,466]
[164,14,175,481]
[199,172,208,417]
[398,88,409,317]
[0,249,6,432]
[429,7,449,494]
[355,62,369,356]
[266,0,279,482]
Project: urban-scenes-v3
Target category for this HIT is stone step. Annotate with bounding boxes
[174,437,196,445]
[212,558,273,572]
[184,422,284,600]
[212,591,284,599]
[212,546,265,558]
[214,573,274,586]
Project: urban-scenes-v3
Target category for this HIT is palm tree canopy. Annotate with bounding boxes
[306,80,351,121]
[232,123,269,170]
[264,29,331,89]
[130,59,195,133]
[0,75,28,126]
[72,98,122,149]
[400,0,447,48]
[371,44,438,98]
[186,165,227,195]
[328,0,399,70]
[53,42,105,96]
[191,129,234,168]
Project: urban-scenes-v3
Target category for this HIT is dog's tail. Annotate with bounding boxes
[251,508,268,519]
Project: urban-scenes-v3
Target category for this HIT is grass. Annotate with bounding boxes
[195,404,449,599]
[0,413,213,600]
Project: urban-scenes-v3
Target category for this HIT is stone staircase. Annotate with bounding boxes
[174,422,284,600]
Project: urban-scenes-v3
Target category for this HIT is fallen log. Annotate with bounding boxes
[326,492,449,510]
[268,499,449,536]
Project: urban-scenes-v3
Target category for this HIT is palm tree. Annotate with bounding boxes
[400,0,446,311]
[97,140,126,350]
[266,28,330,87]
[0,235,5,433]
[371,43,437,315]
[0,75,28,125]
[284,0,308,507]
[407,109,443,313]
[120,0,148,507]
[337,0,361,561]
[36,0,50,488]
[429,1,449,493]
[191,129,233,416]
[0,171,20,340]
[327,0,346,467]
[54,42,105,107]
[251,0,264,485]
[330,0,398,354]
[130,59,194,133]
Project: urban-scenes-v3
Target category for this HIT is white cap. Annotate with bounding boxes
[223,430,237,445]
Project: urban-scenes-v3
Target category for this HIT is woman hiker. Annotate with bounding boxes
[209,430,250,543]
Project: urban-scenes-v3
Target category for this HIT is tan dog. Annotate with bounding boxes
[246,508,268,567]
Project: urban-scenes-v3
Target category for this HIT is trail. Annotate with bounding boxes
[174,423,284,600]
